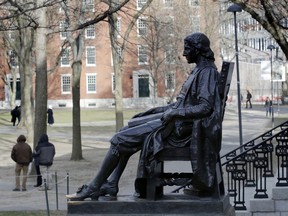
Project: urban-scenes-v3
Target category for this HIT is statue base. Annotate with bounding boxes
[67,193,235,215]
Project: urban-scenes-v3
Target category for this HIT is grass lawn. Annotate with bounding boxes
[0,108,144,125]
[0,108,146,216]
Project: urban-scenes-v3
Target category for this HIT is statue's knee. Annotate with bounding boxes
[117,145,139,156]
[110,145,120,157]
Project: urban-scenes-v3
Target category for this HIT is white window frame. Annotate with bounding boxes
[165,71,175,91]
[164,0,173,7]
[189,0,199,6]
[85,25,95,39]
[190,15,200,32]
[116,17,121,37]
[9,50,18,68]
[61,74,71,94]
[165,46,176,64]
[86,46,96,66]
[137,17,147,36]
[61,48,70,67]
[165,16,174,36]
[111,46,122,66]
[112,73,115,93]
[86,73,97,93]
[60,20,68,39]
[138,45,148,65]
[137,0,147,10]
[82,0,95,12]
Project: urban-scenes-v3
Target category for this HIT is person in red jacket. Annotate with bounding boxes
[11,135,33,191]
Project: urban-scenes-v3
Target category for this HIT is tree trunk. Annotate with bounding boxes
[109,14,124,131]
[70,60,83,160]
[34,0,47,148]
[18,25,34,143]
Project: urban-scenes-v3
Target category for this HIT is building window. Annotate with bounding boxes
[117,46,122,58]
[9,50,17,67]
[59,1,69,13]
[190,16,200,32]
[86,74,96,93]
[60,20,68,39]
[189,0,199,6]
[112,0,121,7]
[137,18,147,36]
[165,17,174,36]
[137,0,147,10]
[9,31,16,41]
[116,18,121,37]
[138,45,148,65]
[164,0,173,7]
[82,0,94,12]
[165,46,176,64]
[61,75,71,94]
[111,46,122,66]
[85,25,95,39]
[112,74,115,92]
[166,72,175,91]
[86,46,96,66]
[61,48,70,67]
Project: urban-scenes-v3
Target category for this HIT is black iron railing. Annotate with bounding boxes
[221,120,288,210]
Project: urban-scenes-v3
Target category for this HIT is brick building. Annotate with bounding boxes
[0,0,220,109]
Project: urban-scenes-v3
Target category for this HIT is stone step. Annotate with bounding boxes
[241,187,288,215]
[67,194,235,216]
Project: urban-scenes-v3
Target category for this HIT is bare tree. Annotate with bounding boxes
[0,1,37,142]
[231,0,288,60]
[106,0,153,131]
[0,47,18,109]
[134,1,219,104]
[53,0,135,159]
[34,0,48,148]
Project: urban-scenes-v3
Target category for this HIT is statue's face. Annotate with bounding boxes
[183,40,199,64]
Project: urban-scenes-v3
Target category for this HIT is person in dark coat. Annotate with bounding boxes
[47,105,54,126]
[33,134,55,190]
[11,105,21,126]
[66,32,222,201]
[246,90,252,108]
[11,135,33,191]
[264,97,272,117]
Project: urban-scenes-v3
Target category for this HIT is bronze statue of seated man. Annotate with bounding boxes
[66,32,222,201]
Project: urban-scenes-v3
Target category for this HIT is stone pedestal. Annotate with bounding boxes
[67,194,235,216]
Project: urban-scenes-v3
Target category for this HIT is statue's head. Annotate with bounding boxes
[183,32,214,63]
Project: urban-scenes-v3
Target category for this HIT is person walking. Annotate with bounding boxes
[11,135,33,191]
[10,105,21,126]
[47,105,54,126]
[264,97,272,117]
[33,134,55,190]
[246,90,252,108]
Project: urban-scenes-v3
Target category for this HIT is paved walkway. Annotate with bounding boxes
[0,104,286,213]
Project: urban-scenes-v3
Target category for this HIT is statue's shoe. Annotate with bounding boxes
[66,184,100,201]
[100,181,119,197]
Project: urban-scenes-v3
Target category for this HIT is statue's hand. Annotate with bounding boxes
[161,109,178,124]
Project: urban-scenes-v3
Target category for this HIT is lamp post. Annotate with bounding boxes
[227,4,243,147]
[267,44,275,127]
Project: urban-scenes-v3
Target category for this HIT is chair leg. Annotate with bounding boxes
[146,161,164,200]
[212,160,225,199]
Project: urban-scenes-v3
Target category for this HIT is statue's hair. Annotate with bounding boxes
[184,32,215,60]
